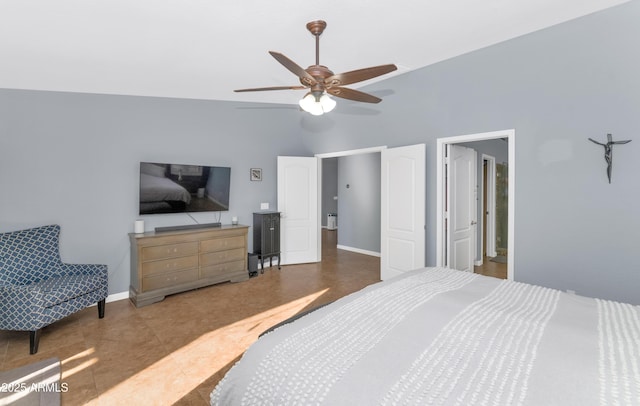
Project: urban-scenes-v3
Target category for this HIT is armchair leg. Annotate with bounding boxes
[30,330,41,354]
[98,299,105,319]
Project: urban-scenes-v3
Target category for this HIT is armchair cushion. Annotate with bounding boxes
[37,273,107,308]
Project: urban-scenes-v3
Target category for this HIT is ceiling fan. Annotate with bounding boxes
[234,20,398,115]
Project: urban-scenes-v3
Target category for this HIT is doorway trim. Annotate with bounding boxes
[315,146,387,159]
[436,129,515,280]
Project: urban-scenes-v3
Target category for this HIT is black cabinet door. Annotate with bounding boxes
[253,212,280,256]
[266,214,280,253]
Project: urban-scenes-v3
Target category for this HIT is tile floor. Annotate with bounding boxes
[474,256,508,279]
[0,230,380,405]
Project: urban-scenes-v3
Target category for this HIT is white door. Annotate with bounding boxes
[380,144,426,280]
[446,144,477,272]
[277,156,320,265]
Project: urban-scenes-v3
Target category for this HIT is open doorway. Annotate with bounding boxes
[455,143,508,280]
[317,148,384,259]
[316,145,425,281]
[317,151,382,286]
[279,143,424,278]
[436,129,515,280]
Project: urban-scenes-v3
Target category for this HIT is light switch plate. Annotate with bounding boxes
[260,202,269,210]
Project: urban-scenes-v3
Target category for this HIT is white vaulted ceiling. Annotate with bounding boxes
[0,0,629,105]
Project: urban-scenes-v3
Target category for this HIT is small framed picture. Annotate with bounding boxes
[250,168,262,181]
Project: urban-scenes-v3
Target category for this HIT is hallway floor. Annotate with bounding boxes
[474,255,508,279]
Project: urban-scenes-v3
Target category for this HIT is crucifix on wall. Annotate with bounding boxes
[588,133,631,184]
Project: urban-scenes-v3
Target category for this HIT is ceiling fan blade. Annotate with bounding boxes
[269,51,317,86]
[326,87,382,103]
[325,64,397,87]
[234,85,306,92]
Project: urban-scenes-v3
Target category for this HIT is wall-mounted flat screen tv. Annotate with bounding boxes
[139,162,231,215]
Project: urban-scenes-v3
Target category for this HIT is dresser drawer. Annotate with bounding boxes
[201,260,246,278]
[200,247,245,266]
[142,255,199,277]
[200,236,245,253]
[141,242,198,261]
[143,268,198,291]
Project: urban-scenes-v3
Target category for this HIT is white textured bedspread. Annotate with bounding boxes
[139,173,191,204]
[210,267,640,405]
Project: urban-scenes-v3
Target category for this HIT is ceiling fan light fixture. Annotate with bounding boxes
[299,92,316,112]
[299,92,336,115]
[319,93,336,113]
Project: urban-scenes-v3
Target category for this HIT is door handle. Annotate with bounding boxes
[471,221,477,226]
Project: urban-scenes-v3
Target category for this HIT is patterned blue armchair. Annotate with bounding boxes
[0,225,108,354]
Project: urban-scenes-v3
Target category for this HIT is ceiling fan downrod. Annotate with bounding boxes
[306,20,327,66]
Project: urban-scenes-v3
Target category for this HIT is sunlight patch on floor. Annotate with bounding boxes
[61,348,97,380]
[93,288,330,405]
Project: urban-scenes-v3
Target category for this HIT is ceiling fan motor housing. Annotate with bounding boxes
[302,65,334,90]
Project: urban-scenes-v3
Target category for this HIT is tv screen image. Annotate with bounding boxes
[139,162,231,215]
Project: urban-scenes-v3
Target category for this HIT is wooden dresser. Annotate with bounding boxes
[129,225,249,307]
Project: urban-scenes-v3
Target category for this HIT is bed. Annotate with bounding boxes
[139,163,191,213]
[210,267,640,405]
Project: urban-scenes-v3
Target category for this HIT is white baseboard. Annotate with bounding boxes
[87,290,129,307]
[106,291,129,303]
[474,259,483,266]
[336,244,380,257]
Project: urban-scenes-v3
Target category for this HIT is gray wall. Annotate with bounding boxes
[299,2,640,304]
[337,153,381,253]
[0,90,309,295]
